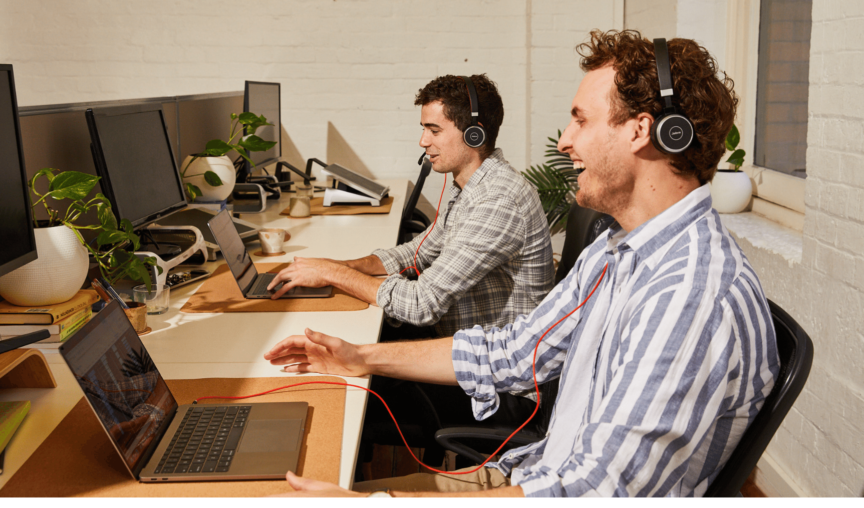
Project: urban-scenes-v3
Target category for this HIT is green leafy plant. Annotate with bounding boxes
[725,124,746,170]
[522,130,579,235]
[180,112,278,201]
[29,169,161,290]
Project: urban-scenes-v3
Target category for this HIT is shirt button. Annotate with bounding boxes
[508,454,514,460]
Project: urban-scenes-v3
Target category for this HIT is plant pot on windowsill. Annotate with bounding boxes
[181,155,236,202]
[710,169,753,213]
[0,223,89,306]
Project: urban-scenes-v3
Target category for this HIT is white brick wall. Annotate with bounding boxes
[0,0,618,216]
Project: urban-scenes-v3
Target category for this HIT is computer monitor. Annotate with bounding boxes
[85,104,187,230]
[0,64,38,277]
[242,81,281,180]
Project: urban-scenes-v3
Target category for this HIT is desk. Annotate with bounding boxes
[0,179,408,493]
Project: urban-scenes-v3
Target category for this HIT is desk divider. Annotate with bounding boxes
[0,376,346,497]
[180,263,368,313]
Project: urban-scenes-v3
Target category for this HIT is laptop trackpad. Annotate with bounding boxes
[239,419,302,453]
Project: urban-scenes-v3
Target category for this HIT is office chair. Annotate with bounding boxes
[705,299,813,497]
[398,155,433,245]
[432,201,613,465]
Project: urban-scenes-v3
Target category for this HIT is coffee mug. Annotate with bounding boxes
[258,228,287,255]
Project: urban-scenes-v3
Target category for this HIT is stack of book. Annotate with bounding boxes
[0,290,99,349]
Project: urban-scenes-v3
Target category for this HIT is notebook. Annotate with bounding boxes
[59,301,308,482]
[207,209,331,299]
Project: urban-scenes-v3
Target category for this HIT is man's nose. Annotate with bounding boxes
[558,122,575,153]
[419,132,431,147]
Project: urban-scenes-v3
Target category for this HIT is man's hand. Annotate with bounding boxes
[267,257,341,299]
[273,471,364,497]
[263,328,371,377]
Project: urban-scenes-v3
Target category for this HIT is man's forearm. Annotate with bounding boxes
[358,337,458,385]
[392,485,525,497]
[324,264,384,305]
[343,255,387,276]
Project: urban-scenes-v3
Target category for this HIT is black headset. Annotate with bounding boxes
[650,38,694,155]
[459,76,487,149]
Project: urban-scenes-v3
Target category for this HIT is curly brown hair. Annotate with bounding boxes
[414,74,504,160]
[576,29,738,184]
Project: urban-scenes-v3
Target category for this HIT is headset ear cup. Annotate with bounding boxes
[651,113,694,155]
[463,125,486,148]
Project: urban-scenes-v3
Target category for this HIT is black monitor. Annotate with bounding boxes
[85,104,187,230]
[242,81,281,180]
[0,64,38,277]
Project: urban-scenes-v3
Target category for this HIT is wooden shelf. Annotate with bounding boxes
[0,349,57,389]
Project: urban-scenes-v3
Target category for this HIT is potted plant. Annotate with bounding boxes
[710,124,753,213]
[522,130,579,235]
[180,112,277,202]
[0,169,160,306]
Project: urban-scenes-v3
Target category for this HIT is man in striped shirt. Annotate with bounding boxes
[266,30,779,497]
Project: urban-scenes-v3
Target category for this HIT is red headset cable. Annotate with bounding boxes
[194,263,608,476]
[399,171,447,278]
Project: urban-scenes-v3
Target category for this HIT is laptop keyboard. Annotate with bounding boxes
[154,405,250,474]
[251,273,296,296]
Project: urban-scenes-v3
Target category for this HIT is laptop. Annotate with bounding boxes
[207,209,332,299]
[59,301,309,482]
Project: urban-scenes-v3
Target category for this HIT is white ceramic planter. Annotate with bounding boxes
[0,225,89,306]
[710,170,753,213]
[181,155,236,202]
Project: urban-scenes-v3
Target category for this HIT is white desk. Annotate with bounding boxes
[0,179,407,492]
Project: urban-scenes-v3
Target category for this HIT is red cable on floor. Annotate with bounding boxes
[194,263,608,476]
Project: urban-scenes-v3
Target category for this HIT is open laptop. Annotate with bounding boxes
[207,209,332,299]
[59,301,308,482]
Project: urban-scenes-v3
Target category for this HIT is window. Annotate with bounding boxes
[753,0,812,178]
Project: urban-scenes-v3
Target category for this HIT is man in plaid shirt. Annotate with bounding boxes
[268,74,554,338]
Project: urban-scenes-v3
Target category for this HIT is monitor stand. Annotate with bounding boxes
[133,225,208,288]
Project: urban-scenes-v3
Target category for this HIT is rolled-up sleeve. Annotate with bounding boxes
[374,194,527,328]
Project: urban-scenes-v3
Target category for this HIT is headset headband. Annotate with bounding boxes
[653,38,676,112]
[460,76,480,127]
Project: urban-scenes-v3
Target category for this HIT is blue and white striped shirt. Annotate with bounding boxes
[452,185,779,497]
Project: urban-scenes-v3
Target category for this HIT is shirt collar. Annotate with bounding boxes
[449,148,505,199]
[606,184,713,259]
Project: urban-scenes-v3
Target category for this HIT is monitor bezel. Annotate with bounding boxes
[242,80,281,177]
[85,103,188,230]
[0,64,38,277]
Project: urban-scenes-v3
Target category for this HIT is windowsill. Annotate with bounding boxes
[719,212,803,267]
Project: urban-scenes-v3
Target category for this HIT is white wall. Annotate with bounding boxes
[0,0,620,215]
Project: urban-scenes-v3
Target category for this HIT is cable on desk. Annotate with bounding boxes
[193,263,608,476]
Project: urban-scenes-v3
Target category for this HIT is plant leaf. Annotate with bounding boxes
[238,134,277,152]
[203,170,223,187]
[726,148,746,168]
[185,182,202,201]
[47,171,100,201]
[96,229,128,246]
[97,201,118,231]
[204,139,233,156]
[726,124,740,151]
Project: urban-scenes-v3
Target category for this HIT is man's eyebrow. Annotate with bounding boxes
[421,122,442,129]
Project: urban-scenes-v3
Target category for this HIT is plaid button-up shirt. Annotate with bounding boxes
[373,148,554,337]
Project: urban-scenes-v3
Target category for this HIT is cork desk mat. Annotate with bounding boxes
[180,263,368,313]
[0,376,346,497]
[281,196,394,217]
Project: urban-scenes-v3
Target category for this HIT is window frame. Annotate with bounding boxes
[724,0,806,232]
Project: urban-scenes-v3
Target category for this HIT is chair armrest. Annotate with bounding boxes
[434,427,543,465]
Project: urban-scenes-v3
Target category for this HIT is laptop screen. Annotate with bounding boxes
[208,210,258,293]
[60,302,178,477]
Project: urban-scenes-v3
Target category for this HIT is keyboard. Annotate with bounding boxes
[154,405,249,474]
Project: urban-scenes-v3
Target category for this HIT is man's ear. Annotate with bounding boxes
[631,113,654,153]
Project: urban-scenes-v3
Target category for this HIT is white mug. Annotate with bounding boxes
[258,228,287,255]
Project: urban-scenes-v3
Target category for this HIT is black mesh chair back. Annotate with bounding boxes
[555,201,614,284]
[398,155,433,245]
[705,299,813,496]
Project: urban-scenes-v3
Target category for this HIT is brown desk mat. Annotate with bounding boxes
[281,196,394,217]
[180,263,368,313]
[0,376,346,497]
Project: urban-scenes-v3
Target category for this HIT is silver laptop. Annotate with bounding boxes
[207,209,332,299]
[60,301,308,482]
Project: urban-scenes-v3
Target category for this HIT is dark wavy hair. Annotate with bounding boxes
[577,29,738,184]
[414,74,504,160]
